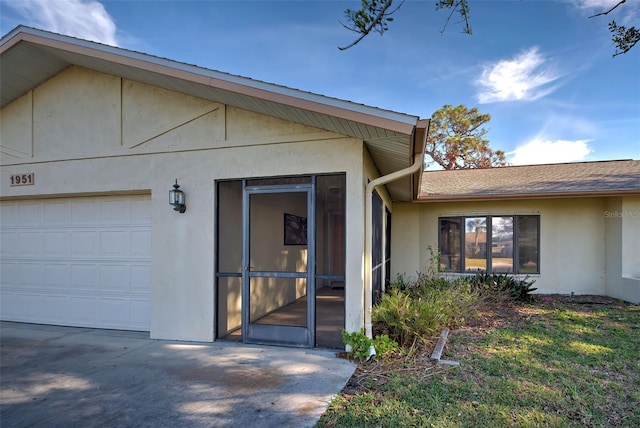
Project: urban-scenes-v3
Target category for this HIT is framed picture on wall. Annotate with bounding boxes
[284,213,307,245]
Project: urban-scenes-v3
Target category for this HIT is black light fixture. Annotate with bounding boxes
[169,179,186,213]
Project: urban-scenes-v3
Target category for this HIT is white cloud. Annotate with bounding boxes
[508,139,593,165]
[5,0,118,46]
[475,47,560,104]
[573,0,623,9]
[571,0,640,25]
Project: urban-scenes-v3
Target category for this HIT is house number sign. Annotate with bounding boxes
[9,173,35,186]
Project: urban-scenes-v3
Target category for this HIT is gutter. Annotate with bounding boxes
[363,120,429,357]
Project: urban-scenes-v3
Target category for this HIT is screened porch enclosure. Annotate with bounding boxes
[215,174,346,348]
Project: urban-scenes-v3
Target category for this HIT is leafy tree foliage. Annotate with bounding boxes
[340,0,637,57]
[425,104,506,170]
[589,0,639,57]
[609,21,640,56]
[339,0,404,50]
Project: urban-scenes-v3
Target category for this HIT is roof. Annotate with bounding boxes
[0,26,428,201]
[419,159,640,201]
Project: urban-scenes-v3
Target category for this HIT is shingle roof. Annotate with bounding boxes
[419,159,640,201]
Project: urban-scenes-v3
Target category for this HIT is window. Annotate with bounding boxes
[439,215,539,274]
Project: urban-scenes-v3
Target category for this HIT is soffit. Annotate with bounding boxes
[1,28,422,201]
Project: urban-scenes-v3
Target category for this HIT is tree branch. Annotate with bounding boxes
[589,0,626,18]
[338,0,404,50]
[610,21,640,56]
[438,0,472,35]
[613,38,638,56]
[439,2,458,35]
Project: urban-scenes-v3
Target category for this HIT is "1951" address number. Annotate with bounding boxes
[10,173,35,186]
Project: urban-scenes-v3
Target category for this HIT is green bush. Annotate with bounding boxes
[369,250,536,355]
[373,290,444,348]
[372,333,399,356]
[373,275,478,349]
[341,328,398,360]
[468,272,537,302]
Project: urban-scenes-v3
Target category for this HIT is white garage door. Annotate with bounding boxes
[0,195,151,331]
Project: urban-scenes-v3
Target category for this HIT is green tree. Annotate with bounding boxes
[339,0,637,57]
[425,104,506,170]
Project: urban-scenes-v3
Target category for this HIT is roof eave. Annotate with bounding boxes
[0,26,418,135]
[1,26,427,201]
[417,189,640,202]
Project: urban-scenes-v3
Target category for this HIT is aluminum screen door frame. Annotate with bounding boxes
[242,182,316,347]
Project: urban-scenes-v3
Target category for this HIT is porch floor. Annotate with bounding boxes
[222,287,344,349]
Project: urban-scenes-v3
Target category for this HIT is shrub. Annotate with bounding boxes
[372,333,399,357]
[469,272,537,302]
[373,275,478,349]
[373,290,445,348]
[341,328,398,360]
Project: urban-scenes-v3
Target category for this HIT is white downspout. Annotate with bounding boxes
[364,152,424,357]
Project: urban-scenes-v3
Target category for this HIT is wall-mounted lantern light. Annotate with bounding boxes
[169,179,186,213]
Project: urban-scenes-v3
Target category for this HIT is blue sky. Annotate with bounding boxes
[1,0,638,165]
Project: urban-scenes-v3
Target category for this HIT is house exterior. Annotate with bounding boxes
[0,26,427,348]
[393,161,640,304]
[1,27,638,350]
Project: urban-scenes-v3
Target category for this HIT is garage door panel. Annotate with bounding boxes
[0,203,19,225]
[100,265,130,291]
[0,232,18,255]
[101,199,131,224]
[71,264,100,289]
[44,232,68,255]
[43,263,71,288]
[130,300,150,328]
[20,262,44,286]
[0,262,18,283]
[69,297,99,324]
[100,230,129,257]
[5,293,47,320]
[41,294,70,322]
[18,202,42,225]
[71,200,99,224]
[71,231,99,257]
[99,298,131,326]
[1,195,151,331]
[131,265,150,291]
[1,293,31,319]
[131,230,151,257]
[132,199,151,223]
[19,232,43,256]
[44,201,70,225]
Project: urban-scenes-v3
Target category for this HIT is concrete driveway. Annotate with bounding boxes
[0,322,355,427]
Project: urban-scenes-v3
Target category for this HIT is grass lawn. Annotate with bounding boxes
[317,295,640,427]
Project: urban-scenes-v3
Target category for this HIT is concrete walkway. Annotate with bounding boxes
[0,322,355,428]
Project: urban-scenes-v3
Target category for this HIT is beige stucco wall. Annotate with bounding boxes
[0,66,369,341]
[0,91,32,158]
[390,202,422,278]
[621,196,640,279]
[392,197,618,298]
[604,196,640,303]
